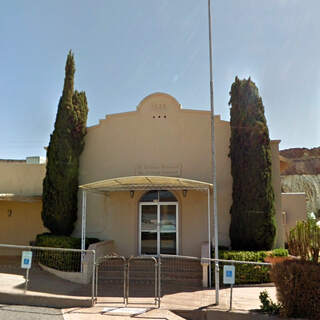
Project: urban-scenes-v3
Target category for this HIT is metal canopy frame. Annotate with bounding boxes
[0,194,42,202]
[79,176,213,193]
[79,175,213,283]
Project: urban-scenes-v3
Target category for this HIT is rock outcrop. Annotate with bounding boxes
[280,147,320,216]
[280,147,320,175]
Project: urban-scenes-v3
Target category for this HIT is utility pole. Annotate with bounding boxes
[208,0,220,305]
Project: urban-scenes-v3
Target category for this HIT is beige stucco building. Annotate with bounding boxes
[0,159,47,255]
[0,92,306,256]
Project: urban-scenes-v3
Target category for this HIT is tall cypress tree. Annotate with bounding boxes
[229,77,276,250]
[42,51,88,235]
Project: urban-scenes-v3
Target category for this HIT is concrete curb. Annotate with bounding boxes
[172,309,280,320]
[0,292,92,309]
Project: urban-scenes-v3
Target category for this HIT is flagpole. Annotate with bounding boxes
[208,0,219,305]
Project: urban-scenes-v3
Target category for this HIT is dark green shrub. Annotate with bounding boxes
[229,77,276,250]
[259,290,281,315]
[212,250,271,285]
[35,233,81,248]
[270,260,320,319]
[34,233,99,272]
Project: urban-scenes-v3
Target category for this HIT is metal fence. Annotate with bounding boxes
[0,244,96,304]
[159,254,214,309]
[160,254,272,310]
[0,246,273,310]
[94,254,272,310]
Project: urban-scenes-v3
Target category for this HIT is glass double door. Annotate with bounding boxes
[139,202,178,255]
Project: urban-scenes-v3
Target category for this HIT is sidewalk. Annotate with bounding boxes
[0,269,280,319]
[0,271,92,308]
[62,286,278,320]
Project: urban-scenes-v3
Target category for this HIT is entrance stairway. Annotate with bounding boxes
[97,257,203,296]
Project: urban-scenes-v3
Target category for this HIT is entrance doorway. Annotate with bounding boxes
[139,191,178,255]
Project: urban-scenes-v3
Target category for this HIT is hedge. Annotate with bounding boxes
[268,248,288,257]
[33,233,100,272]
[35,233,99,249]
[211,249,287,285]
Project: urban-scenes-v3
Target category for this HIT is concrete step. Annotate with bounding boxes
[98,257,203,289]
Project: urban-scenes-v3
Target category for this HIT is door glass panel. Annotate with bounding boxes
[160,205,176,254]
[159,191,177,202]
[141,205,157,254]
[140,190,158,202]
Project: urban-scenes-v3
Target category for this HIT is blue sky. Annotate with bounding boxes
[0,0,319,159]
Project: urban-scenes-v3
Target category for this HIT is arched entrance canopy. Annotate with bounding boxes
[79,176,213,277]
[79,176,213,193]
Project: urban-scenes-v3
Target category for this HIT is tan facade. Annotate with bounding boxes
[0,201,47,255]
[73,92,284,255]
[0,92,298,256]
[281,193,307,238]
[270,141,284,248]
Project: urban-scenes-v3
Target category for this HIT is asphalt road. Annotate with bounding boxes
[0,304,64,320]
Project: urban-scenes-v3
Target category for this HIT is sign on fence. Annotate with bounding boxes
[223,265,235,310]
[223,265,235,284]
[21,251,32,269]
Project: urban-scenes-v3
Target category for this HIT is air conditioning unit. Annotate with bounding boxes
[26,156,46,164]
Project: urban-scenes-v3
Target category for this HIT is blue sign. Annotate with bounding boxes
[21,251,32,269]
[223,265,235,284]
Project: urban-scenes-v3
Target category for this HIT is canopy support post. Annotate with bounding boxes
[81,190,87,270]
[207,188,211,288]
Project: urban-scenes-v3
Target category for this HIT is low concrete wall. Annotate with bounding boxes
[89,239,115,262]
[201,242,209,288]
[38,240,114,284]
[39,263,89,285]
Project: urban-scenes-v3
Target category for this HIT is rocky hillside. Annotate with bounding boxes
[280,147,320,175]
[280,147,320,216]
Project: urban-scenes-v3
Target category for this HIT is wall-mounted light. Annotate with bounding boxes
[182,190,188,198]
[8,209,13,217]
[130,190,135,199]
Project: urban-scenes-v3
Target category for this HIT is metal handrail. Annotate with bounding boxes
[160,254,271,266]
[0,243,94,254]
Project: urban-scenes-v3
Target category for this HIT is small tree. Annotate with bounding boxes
[229,77,276,250]
[288,218,320,263]
[42,51,88,235]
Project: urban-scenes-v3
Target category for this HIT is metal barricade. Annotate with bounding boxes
[95,255,127,305]
[95,255,160,307]
[127,256,160,307]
